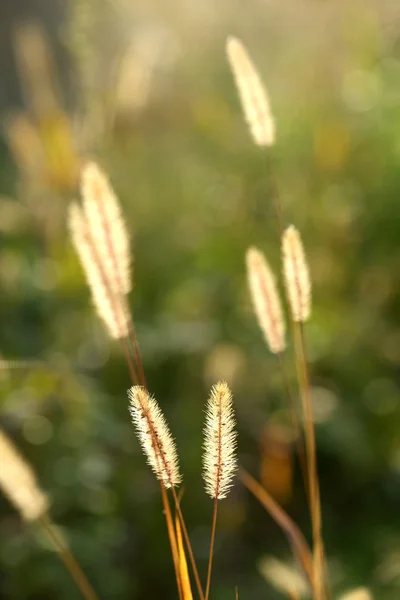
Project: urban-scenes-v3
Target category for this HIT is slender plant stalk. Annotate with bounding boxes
[39,514,99,600]
[264,155,312,504]
[161,485,184,600]
[239,468,314,591]
[127,320,147,388]
[276,351,309,502]
[205,498,219,600]
[292,323,324,600]
[171,488,205,600]
[264,154,326,599]
[175,512,193,600]
[266,155,284,236]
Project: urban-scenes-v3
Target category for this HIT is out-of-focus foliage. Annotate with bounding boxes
[1,1,400,599]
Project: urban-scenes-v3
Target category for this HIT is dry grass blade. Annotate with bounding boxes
[246,246,286,354]
[162,486,184,600]
[226,36,275,147]
[239,467,314,589]
[175,514,193,600]
[128,386,181,488]
[282,226,311,323]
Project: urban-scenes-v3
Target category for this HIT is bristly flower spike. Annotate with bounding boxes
[282,225,311,323]
[68,202,130,339]
[203,381,237,500]
[0,429,49,521]
[80,161,131,297]
[226,36,275,147]
[246,246,286,354]
[68,161,132,340]
[128,386,181,488]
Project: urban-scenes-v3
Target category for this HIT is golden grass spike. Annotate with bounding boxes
[128,386,182,488]
[226,36,275,147]
[282,226,311,323]
[203,381,237,500]
[338,588,373,600]
[246,246,286,354]
[68,202,130,339]
[81,161,131,297]
[0,429,49,521]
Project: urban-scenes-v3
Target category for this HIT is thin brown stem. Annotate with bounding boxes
[127,319,147,388]
[39,514,99,600]
[277,351,309,502]
[171,488,205,600]
[205,498,219,600]
[120,336,139,385]
[161,485,184,600]
[239,467,314,591]
[293,323,324,600]
[266,154,284,237]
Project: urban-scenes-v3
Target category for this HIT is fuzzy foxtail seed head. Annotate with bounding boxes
[226,36,275,147]
[80,161,132,297]
[0,429,49,521]
[68,202,130,339]
[203,381,237,500]
[128,386,181,488]
[246,247,286,353]
[282,226,311,323]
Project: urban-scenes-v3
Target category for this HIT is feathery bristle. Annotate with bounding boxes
[81,161,131,296]
[246,247,286,354]
[128,386,181,488]
[68,202,130,339]
[226,36,275,147]
[0,429,49,521]
[282,225,311,322]
[339,588,373,600]
[203,381,237,500]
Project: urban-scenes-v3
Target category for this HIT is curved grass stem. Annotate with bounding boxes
[239,467,314,591]
[39,514,99,600]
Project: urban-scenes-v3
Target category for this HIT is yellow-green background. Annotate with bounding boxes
[0,1,400,598]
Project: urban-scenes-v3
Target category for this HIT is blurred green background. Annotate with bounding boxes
[1,0,400,599]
